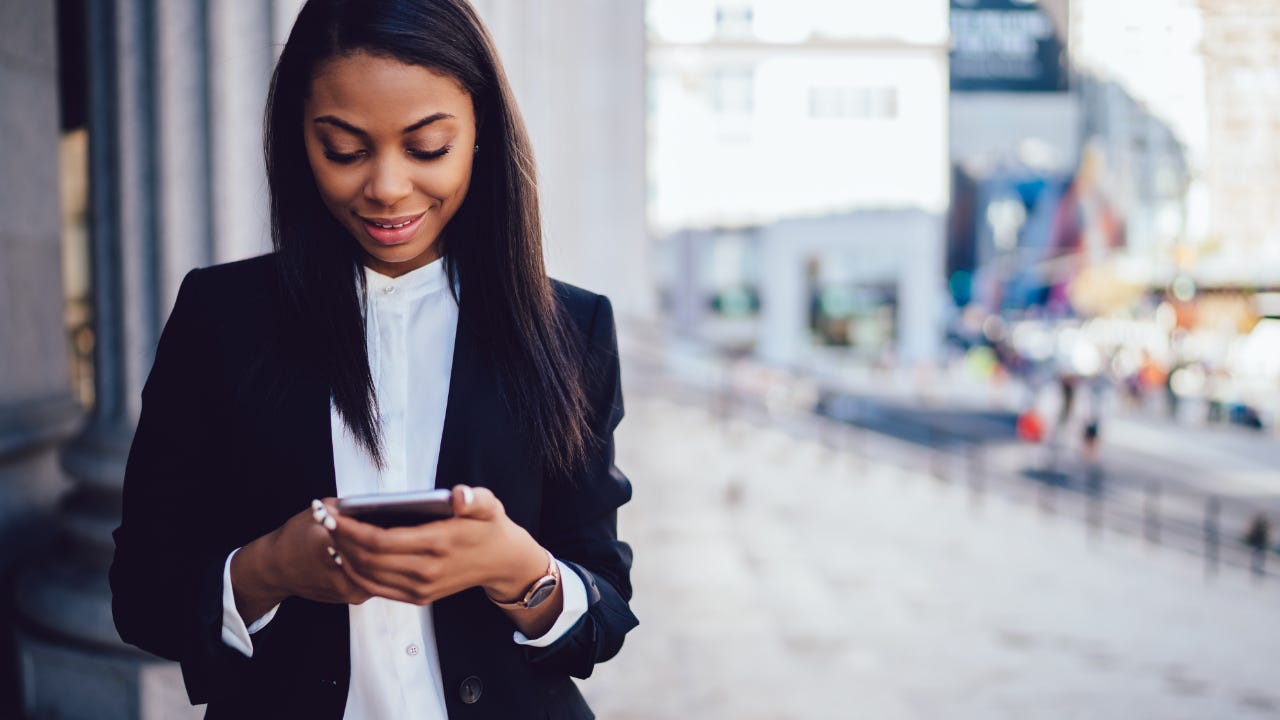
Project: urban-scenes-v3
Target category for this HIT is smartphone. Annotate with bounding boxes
[336,489,455,528]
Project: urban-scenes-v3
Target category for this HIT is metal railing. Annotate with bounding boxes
[621,336,1279,587]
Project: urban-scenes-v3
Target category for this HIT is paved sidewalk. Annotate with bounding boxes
[578,391,1280,720]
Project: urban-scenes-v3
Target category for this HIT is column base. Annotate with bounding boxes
[15,626,204,720]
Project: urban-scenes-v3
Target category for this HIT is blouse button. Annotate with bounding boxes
[459,676,483,704]
[383,284,397,295]
[405,643,419,657]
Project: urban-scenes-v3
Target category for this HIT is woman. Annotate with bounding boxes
[108,1,637,718]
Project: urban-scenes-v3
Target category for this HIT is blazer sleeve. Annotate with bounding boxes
[523,294,639,679]
[109,268,256,703]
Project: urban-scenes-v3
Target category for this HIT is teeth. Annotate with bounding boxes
[372,218,414,229]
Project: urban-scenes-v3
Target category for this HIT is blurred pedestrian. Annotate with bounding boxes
[1082,419,1102,494]
[1017,406,1045,444]
[1057,373,1077,427]
[1244,514,1271,576]
[109,2,637,717]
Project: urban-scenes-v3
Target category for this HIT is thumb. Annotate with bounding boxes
[450,484,501,520]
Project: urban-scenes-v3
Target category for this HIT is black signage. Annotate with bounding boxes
[950,0,1068,93]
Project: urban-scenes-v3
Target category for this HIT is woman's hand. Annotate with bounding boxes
[324,485,548,608]
[230,502,372,623]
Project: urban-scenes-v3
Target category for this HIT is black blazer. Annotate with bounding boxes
[109,254,637,719]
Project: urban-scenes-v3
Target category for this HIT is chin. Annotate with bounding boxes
[362,241,439,269]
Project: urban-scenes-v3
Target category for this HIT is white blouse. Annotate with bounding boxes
[219,257,587,719]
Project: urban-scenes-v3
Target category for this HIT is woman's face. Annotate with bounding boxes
[303,52,476,277]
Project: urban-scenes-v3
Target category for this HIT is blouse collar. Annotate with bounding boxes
[363,256,449,302]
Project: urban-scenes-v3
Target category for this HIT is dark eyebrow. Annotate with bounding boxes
[401,112,455,133]
[313,113,456,137]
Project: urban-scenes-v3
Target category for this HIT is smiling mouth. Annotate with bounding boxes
[356,210,429,246]
[358,211,426,229]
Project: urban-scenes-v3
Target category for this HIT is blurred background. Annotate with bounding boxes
[1,0,1279,718]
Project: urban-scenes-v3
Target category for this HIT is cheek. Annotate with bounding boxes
[310,166,362,206]
[425,159,473,208]
[303,142,360,208]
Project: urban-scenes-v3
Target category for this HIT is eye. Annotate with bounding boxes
[323,149,366,164]
[409,145,452,161]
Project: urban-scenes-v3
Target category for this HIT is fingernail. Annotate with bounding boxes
[462,486,474,508]
[312,500,337,530]
[326,546,343,566]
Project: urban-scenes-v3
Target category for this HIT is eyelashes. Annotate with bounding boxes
[322,146,453,164]
[410,146,452,161]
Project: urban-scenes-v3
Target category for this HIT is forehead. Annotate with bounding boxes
[306,51,474,129]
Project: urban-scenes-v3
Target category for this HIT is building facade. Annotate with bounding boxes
[648,0,951,365]
[1199,0,1280,287]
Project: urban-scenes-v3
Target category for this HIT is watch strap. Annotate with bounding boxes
[488,549,559,610]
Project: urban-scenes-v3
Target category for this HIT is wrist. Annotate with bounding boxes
[483,525,549,603]
[233,533,289,608]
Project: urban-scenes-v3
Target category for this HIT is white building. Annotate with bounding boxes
[648,0,951,364]
[1198,0,1280,287]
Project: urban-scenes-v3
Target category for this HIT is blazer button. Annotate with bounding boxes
[459,675,483,704]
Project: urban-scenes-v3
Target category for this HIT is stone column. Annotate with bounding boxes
[12,1,290,717]
[12,0,196,716]
[0,0,84,714]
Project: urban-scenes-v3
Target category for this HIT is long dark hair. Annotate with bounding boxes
[264,0,591,479]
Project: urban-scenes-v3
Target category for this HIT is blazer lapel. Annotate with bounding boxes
[434,302,535,524]
[435,301,483,493]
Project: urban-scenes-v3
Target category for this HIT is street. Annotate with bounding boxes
[578,356,1280,719]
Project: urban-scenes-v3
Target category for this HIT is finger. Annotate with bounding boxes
[329,509,394,551]
[312,498,337,531]
[452,485,501,520]
[332,526,443,580]
[334,543,439,586]
[349,557,444,597]
[332,572,374,605]
[333,514,452,556]
[450,485,474,517]
[325,544,344,567]
[337,552,419,604]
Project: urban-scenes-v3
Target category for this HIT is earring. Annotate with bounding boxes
[474,144,480,153]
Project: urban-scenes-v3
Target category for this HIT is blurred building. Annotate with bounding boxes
[648,0,951,365]
[1,1,645,718]
[947,0,1194,320]
[1198,0,1280,288]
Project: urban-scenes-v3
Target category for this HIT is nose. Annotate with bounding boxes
[363,154,413,208]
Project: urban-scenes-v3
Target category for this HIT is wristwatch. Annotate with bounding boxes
[488,549,559,610]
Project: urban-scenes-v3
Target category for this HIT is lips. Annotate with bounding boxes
[356,210,428,246]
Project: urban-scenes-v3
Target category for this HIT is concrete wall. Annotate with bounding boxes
[472,0,653,317]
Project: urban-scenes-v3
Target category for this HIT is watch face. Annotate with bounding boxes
[523,577,558,609]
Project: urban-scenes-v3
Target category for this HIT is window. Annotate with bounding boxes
[715,3,754,39]
[809,86,898,120]
[709,67,755,116]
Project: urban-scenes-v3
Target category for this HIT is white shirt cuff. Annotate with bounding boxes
[220,547,281,658]
[512,559,589,647]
